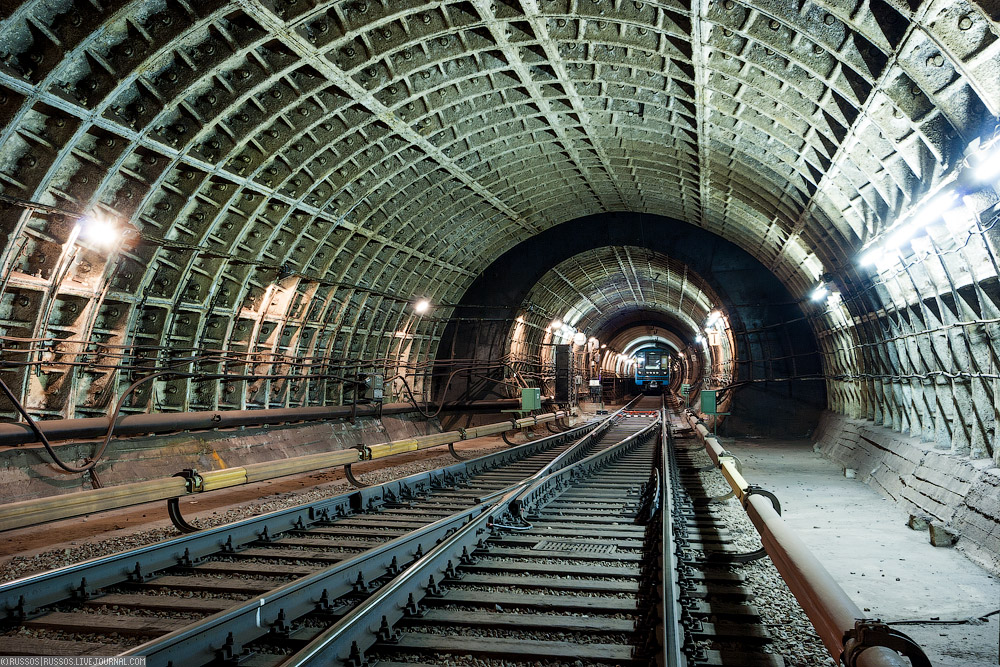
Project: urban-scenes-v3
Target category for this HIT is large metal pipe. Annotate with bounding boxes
[746,496,914,667]
[686,412,726,465]
[685,408,924,667]
[0,399,535,448]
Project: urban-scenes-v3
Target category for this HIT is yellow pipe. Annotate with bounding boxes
[412,432,462,449]
[466,423,508,438]
[370,441,419,458]
[200,467,249,492]
[244,450,359,482]
[719,457,749,503]
[0,477,188,532]
[0,410,573,532]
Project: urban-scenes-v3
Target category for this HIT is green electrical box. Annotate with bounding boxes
[521,388,541,411]
[680,383,691,397]
[700,389,718,414]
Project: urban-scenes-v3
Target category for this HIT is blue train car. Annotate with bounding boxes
[633,347,671,391]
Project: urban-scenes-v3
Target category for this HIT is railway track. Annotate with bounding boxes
[355,417,660,666]
[280,408,662,667]
[664,402,784,667]
[0,403,658,661]
[0,417,605,656]
[2,395,909,666]
[273,395,787,667]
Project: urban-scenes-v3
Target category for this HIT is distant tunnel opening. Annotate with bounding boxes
[436,212,826,437]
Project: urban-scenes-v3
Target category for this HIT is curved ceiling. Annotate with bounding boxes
[518,245,720,340]
[621,336,680,356]
[0,0,997,459]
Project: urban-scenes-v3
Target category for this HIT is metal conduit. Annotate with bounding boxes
[745,495,914,667]
[0,410,570,533]
[684,410,929,667]
[0,399,541,448]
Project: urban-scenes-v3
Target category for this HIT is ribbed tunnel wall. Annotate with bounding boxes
[0,0,998,474]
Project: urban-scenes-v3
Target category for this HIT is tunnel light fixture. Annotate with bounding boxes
[858,249,880,266]
[973,155,1000,183]
[695,334,704,344]
[551,319,562,330]
[879,192,958,253]
[704,310,723,328]
[516,315,524,324]
[810,284,829,302]
[600,344,607,349]
[968,135,1000,183]
[883,224,917,252]
[860,188,967,266]
[77,212,121,250]
[573,332,587,346]
[911,191,959,228]
[413,299,430,314]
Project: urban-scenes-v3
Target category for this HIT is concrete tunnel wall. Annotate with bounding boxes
[0,0,997,565]
[0,409,446,504]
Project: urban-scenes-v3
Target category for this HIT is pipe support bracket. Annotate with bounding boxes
[841,619,932,667]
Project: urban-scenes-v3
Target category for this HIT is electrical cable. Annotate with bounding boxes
[885,609,999,626]
[390,362,512,419]
[491,522,533,531]
[0,375,118,474]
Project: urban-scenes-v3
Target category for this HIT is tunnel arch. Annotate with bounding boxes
[502,245,730,395]
[0,0,994,459]
[438,212,825,434]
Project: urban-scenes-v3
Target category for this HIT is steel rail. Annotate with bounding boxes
[0,419,591,620]
[123,503,490,667]
[466,397,644,507]
[121,402,647,666]
[658,399,686,667]
[0,410,570,532]
[510,394,646,489]
[511,419,660,520]
[282,414,660,667]
[683,410,930,667]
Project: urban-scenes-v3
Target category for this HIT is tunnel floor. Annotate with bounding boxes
[726,436,1000,667]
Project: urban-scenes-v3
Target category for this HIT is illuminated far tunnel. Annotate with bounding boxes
[437,213,826,436]
[505,245,734,401]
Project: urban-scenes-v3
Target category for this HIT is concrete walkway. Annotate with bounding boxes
[727,437,1000,667]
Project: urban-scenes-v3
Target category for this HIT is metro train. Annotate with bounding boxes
[633,346,672,391]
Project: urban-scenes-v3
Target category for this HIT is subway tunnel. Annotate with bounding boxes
[0,0,999,664]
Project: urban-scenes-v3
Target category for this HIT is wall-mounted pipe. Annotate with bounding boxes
[0,398,541,449]
[0,411,569,532]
